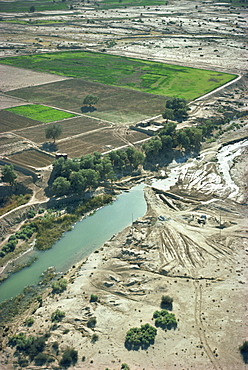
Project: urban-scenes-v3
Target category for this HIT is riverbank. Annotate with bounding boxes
[0,128,247,369]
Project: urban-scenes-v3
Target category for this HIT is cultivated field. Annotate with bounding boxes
[7,149,54,168]
[0,51,236,100]
[57,127,149,157]
[13,116,111,144]
[5,104,77,123]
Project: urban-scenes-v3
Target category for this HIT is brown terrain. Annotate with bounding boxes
[0,0,248,369]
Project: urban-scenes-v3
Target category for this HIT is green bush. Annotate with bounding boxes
[121,364,130,370]
[90,294,98,302]
[52,278,67,294]
[125,323,157,349]
[51,309,65,323]
[153,309,177,329]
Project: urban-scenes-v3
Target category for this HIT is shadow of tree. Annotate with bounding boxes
[42,142,58,152]
[81,106,97,113]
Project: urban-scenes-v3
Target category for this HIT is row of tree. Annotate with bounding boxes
[142,116,221,158]
[51,148,145,196]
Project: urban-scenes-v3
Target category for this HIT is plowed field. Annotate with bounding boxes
[57,128,149,157]
[0,110,41,133]
[7,149,54,168]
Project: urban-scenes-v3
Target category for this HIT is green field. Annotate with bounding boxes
[0,0,68,13]
[0,51,236,100]
[5,104,76,123]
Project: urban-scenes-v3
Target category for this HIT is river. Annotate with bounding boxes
[0,183,147,302]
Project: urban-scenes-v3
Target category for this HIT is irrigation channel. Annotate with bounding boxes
[0,139,246,303]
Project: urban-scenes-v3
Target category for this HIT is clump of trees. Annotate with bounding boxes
[8,332,51,366]
[153,309,177,329]
[1,164,17,187]
[143,116,225,159]
[51,149,144,197]
[125,323,157,349]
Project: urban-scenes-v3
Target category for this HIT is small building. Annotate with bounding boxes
[55,153,68,160]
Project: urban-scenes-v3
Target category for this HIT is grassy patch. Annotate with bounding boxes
[5,104,76,123]
[0,194,31,216]
[0,51,236,100]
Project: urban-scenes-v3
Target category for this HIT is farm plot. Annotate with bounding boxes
[0,110,41,133]
[57,128,149,158]
[7,149,54,168]
[0,51,236,100]
[5,104,77,123]
[15,116,111,144]
[6,79,166,124]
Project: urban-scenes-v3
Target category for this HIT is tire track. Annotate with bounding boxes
[192,278,223,370]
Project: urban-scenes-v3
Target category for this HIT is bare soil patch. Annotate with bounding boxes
[0,64,70,92]
[0,93,27,110]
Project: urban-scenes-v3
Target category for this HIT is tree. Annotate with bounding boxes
[165,97,189,122]
[45,123,62,143]
[82,95,99,107]
[125,323,157,349]
[1,164,17,186]
[52,176,70,196]
[153,309,177,329]
[69,171,87,193]
[29,5,35,12]
[162,108,175,122]
[142,137,162,158]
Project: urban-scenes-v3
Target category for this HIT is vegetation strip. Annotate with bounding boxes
[0,51,236,100]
